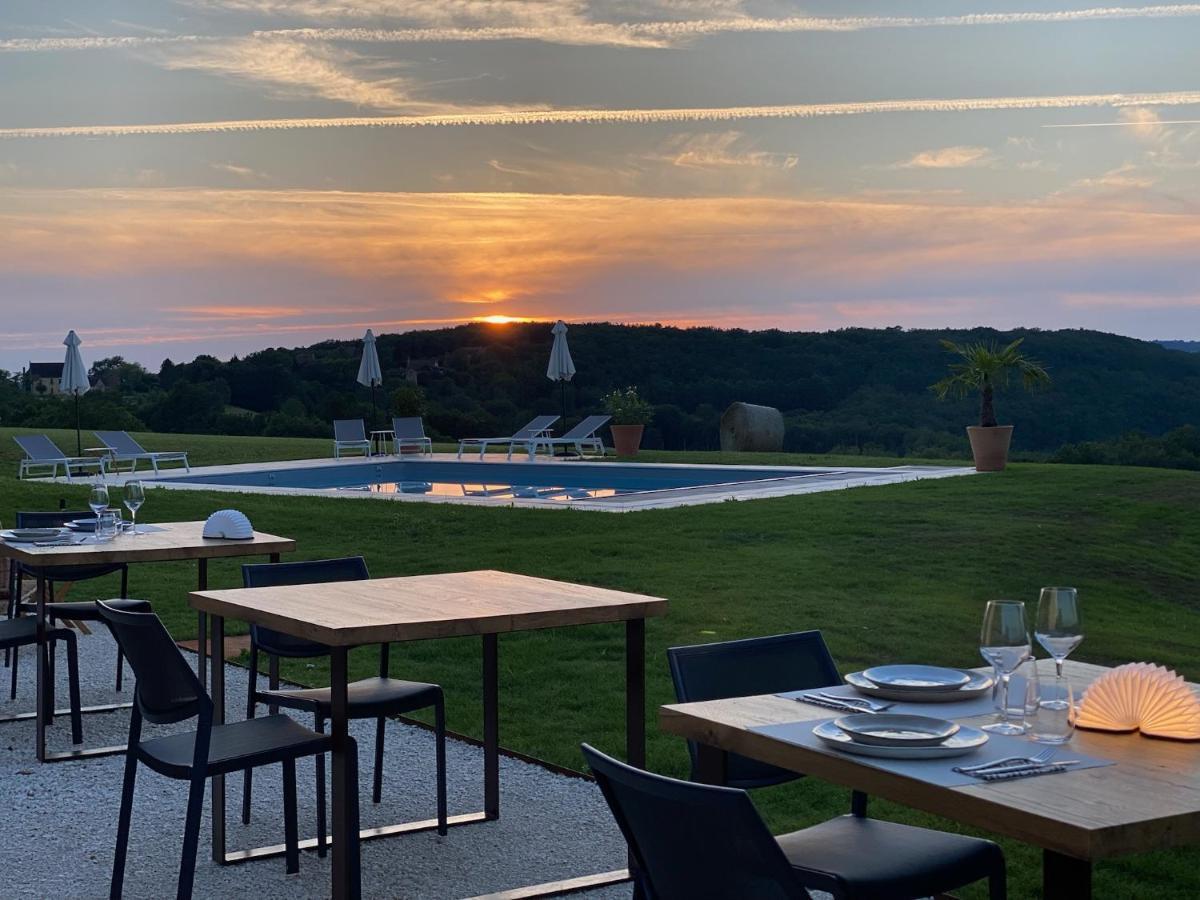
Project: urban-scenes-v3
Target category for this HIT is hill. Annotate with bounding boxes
[1158,340,1200,353]
[4,324,1200,457]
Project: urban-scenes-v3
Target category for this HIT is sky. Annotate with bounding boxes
[1,1,1198,372]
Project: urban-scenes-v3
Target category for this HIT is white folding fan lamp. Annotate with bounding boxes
[202,509,254,541]
[1074,662,1200,740]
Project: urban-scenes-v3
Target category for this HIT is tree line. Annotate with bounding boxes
[3,323,1199,463]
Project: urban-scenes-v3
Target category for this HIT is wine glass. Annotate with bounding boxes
[88,479,110,541]
[1035,587,1082,679]
[980,599,1032,735]
[123,480,145,536]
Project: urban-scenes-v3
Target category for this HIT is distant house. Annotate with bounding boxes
[27,362,64,395]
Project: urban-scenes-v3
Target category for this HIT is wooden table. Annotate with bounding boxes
[190,569,668,900]
[659,659,1200,898]
[0,521,295,762]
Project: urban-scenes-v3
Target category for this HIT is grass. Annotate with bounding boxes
[3,426,1198,897]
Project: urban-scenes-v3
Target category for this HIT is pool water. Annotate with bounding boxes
[158,460,834,503]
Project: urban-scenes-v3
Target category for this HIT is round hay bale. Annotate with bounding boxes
[720,402,784,452]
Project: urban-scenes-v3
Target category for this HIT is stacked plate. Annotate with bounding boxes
[844,663,994,702]
[0,527,64,543]
[814,712,988,759]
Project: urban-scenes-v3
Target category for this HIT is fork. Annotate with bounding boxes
[954,747,1056,775]
[812,692,895,712]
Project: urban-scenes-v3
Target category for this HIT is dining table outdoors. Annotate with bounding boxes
[0,520,295,762]
[188,568,669,900]
[659,658,1200,899]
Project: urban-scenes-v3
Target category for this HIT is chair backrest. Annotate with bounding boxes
[97,602,207,725]
[391,417,426,440]
[562,415,611,440]
[93,430,145,455]
[17,509,94,529]
[333,419,367,442]
[581,744,807,900]
[667,631,840,788]
[241,556,370,657]
[14,434,66,461]
[513,415,559,439]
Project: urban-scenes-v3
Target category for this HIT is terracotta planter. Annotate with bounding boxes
[610,424,645,457]
[967,425,1014,472]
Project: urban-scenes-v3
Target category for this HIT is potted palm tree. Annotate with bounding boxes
[603,386,653,457]
[931,338,1050,471]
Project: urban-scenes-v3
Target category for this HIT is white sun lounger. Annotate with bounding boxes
[333,419,371,459]
[14,434,106,481]
[457,415,558,459]
[507,415,610,460]
[391,417,433,456]
[94,430,190,475]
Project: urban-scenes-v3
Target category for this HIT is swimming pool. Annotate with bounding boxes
[147,457,972,510]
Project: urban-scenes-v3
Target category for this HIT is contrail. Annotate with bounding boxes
[2,5,1199,52]
[3,90,1200,139]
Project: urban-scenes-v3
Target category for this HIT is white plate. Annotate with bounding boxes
[1,528,64,542]
[844,669,994,702]
[66,518,99,532]
[814,720,988,759]
[863,664,971,690]
[834,713,960,747]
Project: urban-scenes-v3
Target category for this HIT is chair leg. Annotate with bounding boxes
[111,753,139,900]
[268,654,279,713]
[315,713,327,858]
[9,644,17,700]
[176,771,206,900]
[242,643,259,825]
[989,853,1008,900]
[435,697,448,836]
[372,716,385,805]
[63,632,83,745]
[282,758,300,875]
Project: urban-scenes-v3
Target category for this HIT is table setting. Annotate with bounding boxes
[759,587,1135,785]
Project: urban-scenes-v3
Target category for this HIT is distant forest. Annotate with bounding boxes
[5,323,1200,462]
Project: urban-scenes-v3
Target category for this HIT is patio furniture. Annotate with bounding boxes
[13,434,105,481]
[456,415,559,459]
[660,658,1200,898]
[391,417,433,456]
[507,414,611,460]
[93,431,190,475]
[240,557,447,854]
[667,631,845,789]
[333,419,371,459]
[190,569,667,900]
[581,743,1006,900]
[0,521,294,762]
[7,510,139,694]
[98,602,337,900]
[1,616,83,746]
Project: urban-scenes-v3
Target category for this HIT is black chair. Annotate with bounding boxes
[582,743,1006,900]
[667,631,841,789]
[1,616,83,743]
[98,601,339,900]
[240,557,447,851]
[7,510,147,694]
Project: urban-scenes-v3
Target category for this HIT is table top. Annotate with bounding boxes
[0,520,296,567]
[190,569,668,646]
[659,659,1200,861]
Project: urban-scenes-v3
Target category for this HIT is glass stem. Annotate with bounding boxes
[999,672,1012,725]
[1054,658,1064,679]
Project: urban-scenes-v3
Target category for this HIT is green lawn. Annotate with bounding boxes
[3,426,1198,898]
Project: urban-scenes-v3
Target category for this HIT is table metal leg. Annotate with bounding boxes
[625,619,645,768]
[211,613,226,862]
[1044,849,1092,899]
[484,633,500,820]
[35,572,46,762]
[197,559,208,689]
[330,646,361,900]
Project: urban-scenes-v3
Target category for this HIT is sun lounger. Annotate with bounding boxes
[457,415,559,459]
[93,431,190,475]
[14,435,106,481]
[333,419,371,459]
[391,417,433,457]
[507,415,611,460]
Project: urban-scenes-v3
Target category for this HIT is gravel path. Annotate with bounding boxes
[0,631,633,899]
